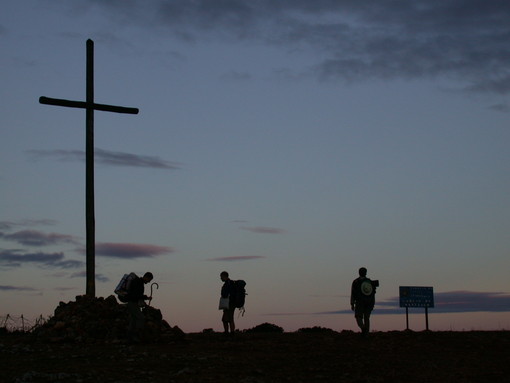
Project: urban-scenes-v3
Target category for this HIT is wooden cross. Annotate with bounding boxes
[39,39,139,297]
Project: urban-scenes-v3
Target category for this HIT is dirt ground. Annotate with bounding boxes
[1,329,509,383]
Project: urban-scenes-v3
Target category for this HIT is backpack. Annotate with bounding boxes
[231,280,247,309]
[114,272,137,303]
[358,278,376,301]
[359,278,375,297]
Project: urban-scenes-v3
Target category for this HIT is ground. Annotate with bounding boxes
[1,329,509,383]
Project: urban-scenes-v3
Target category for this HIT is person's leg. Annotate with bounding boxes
[223,308,235,333]
[127,302,141,340]
[363,311,370,334]
[222,310,230,333]
[134,306,145,340]
[355,313,365,331]
[354,304,366,332]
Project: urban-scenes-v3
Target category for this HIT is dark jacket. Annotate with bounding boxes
[126,277,146,302]
[221,279,236,310]
[221,279,235,299]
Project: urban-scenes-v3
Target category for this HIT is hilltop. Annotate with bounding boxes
[2,329,509,382]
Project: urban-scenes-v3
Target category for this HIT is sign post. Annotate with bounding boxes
[399,286,434,331]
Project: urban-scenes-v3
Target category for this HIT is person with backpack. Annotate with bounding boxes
[125,272,153,342]
[350,267,377,336]
[220,271,236,334]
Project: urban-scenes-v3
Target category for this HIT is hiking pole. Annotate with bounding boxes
[148,282,159,306]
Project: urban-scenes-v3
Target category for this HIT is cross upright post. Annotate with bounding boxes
[39,39,139,297]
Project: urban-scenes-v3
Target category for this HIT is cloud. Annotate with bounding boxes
[94,242,174,259]
[27,148,180,170]
[0,249,83,269]
[263,312,312,316]
[0,230,80,247]
[0,219,57,231]
[0,285,37,292]
[74,0,510,95]
[207,255,266,262]
[54,287,79,292]
[318,291,510,315]
[95,149,181,169]
[240,226,285,234]
[489,103,510,113]
[69,271,109,282]
[430,291,510,313]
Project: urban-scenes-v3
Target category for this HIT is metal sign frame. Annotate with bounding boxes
[399,286,434,330]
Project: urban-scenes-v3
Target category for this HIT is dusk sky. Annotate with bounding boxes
[2,0,510,333]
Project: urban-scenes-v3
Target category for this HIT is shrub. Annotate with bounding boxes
[297,326,337,334]
[245,322,284,333]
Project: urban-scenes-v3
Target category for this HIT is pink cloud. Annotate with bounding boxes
[95,243,174,259]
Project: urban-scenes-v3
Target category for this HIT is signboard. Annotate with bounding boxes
[399,286,434,308]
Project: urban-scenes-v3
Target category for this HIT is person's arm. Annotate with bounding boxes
[350,280,356,310]
[221,282,229,298]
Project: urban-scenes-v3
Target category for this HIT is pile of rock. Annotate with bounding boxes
[32,295,183,343]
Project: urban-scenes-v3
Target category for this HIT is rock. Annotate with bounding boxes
[32,295,183,343]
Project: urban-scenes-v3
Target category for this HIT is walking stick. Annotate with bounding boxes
[148,282,159,306]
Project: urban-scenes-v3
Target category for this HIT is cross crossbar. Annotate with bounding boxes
[39,96,139,114]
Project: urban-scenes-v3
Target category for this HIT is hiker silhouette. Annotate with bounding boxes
[350,267,378,336]
[123,272,153,342]
[220,271,236,334]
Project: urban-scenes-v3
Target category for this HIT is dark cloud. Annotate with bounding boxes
[318,291,510,315]
[0,219,57,231]
[27,148,180,170]
[95,242,174,259]
[0,230,80,247]
[240,226,285,234]
[75,0,510,95]
[53,259,84,269]
[0,249,83,269]
[430,291,510,313]
[69,271,109,282]
[0,285,37,292]
[489,103,510,113]
[54,287,79,292]
[207,255,266,262]
[95,148,181,169]
[0,250,77,269]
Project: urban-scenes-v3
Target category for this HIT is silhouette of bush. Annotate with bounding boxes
[245,322,284,333]
[297,326,337,334]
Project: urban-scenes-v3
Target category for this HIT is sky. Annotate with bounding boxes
[1,0,510,333]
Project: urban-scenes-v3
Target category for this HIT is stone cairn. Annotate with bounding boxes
[32,295,184,343]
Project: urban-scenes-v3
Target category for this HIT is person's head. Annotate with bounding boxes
[220,271,229,281]
[143,272,154,284]
[359,267,367,277]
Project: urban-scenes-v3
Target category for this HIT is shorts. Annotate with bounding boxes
[354,302,373,318]
[222,307,235,322]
